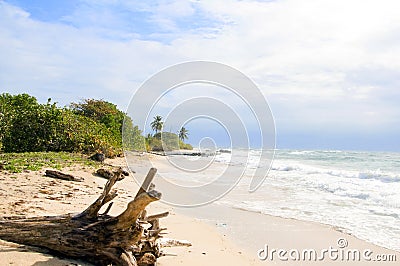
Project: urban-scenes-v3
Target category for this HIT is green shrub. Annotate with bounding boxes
[122,116,146,152]
[72,98,146,153]
[71,99,125,139]
[146,132,192,151]
[59,109,122,157]
[179,141,193,150]
[0,94,63,152]
[0,93,145,157]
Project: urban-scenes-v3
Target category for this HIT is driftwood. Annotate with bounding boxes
[45,169,84,182]
[144,211,170,222]
[0,167,172,266]
[158,238,192,248]
[96,167,129,181]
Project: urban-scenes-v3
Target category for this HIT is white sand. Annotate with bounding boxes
[0,154,398,265]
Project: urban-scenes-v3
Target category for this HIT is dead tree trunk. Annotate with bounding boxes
[96,168,129,181]
[0,167,165,266]
[45,169,84,182]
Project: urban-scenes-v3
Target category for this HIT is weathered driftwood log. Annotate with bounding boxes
[144,211,169,222]
[96,167,129,181]
[0,167,165,266]
[45,169,84,182]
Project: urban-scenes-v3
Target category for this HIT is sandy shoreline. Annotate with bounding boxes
[0,154,398,265]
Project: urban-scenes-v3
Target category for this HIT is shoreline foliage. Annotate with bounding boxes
[0,93,145,157]
[146,116,193,151]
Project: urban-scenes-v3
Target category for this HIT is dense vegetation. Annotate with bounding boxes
[0,93,145,157]
[146,116,192,152]
[146,132,192,151]
[0,93,192,157]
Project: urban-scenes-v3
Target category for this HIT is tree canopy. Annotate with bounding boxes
[145,117,192,151]
[179,127,189,141]
[150,115,163,135]
[71,99,125,137]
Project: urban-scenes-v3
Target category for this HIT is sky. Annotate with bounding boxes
[1,0,399,151]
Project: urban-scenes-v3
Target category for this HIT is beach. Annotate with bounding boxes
[0,152,398,265]
[2,0,400,265]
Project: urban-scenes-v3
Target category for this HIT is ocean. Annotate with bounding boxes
[154,149,400,252]
[213,149,400,252]
[133,150,400,251]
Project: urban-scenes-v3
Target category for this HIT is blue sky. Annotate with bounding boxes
[1,0,400,151]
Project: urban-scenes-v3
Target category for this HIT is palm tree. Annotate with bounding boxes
[178,127,189,142]
[150,115,163,135]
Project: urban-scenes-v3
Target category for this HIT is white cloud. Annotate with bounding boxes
[0,1,185,106]
[1,0,400,149]
[185,0,400,132]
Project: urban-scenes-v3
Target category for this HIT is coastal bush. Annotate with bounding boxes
[71,99,125,139]
[122,117,146,151]
[145,116,192,152]
[0,93,145,156]
[0,94,63,153]
[59,109,122,157]
[71,98,146,153]
[179,141,193,150]
[146,132,192,151]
